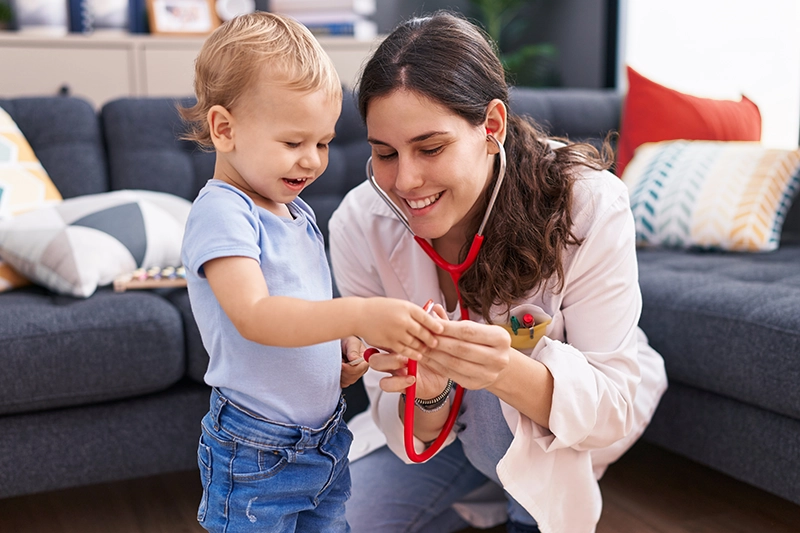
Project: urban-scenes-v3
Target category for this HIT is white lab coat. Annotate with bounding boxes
[329,166,668,533]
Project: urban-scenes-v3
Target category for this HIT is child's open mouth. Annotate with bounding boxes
[283,178,308,190]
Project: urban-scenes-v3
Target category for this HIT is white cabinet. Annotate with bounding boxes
[0,32,378,107]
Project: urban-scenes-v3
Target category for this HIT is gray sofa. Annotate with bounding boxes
[1,88,798,509]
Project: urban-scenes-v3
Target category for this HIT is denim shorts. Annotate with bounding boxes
[197,388,353,533]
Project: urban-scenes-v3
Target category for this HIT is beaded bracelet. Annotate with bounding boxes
[402,379,455,412]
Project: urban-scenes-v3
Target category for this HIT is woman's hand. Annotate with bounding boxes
[340,336,369,388]
[419,304,513,391]
[423,305,554,427]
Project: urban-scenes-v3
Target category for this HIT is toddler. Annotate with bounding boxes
[180,12,442,533]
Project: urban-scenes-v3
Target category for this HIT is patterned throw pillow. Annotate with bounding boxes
[0,190,191,297]
[0,106,63,291]
[622,141,800,252]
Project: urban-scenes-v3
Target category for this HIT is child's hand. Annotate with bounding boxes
[367,304,451,398]
[356,298,444,361]
[340,336,369,388]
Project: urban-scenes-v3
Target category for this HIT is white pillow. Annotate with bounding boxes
[622,140,800,251]
[0,189,191,297]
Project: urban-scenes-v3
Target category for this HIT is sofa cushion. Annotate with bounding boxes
[617,67,762,177]
[101,97,215,202]
[508,87,621,150]
[163,288,208,384]
[637,245,800,422]
[624,140,800,252]
[0,286,186,416]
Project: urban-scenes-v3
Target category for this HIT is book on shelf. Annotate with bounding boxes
[67,0,92,33]
[128,0,149,33]
[303,19,377,40]
[269,0,375,16]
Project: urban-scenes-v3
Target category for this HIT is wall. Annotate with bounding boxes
[620,0,800,148]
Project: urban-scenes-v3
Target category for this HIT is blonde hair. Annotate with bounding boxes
[180,12,342,149]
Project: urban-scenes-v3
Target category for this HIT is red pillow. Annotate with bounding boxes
[616,66,762,177]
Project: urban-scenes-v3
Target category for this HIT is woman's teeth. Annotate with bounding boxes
[406,192,441,209]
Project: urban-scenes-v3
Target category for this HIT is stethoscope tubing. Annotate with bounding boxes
[364,133,507,462]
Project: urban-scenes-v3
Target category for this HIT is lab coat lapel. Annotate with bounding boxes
[388,232,442,308]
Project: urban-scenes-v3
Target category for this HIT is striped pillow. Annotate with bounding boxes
[622,141,800,251]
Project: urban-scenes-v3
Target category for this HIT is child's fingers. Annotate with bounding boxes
[340,362,358,388]
[431,303,448,320]
[395,343,424,362]
[409,321,439,349]
[416,308,445,334]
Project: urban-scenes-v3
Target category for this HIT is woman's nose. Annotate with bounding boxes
[394,156,424,192]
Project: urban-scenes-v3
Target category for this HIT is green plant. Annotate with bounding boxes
[0,1,12,24]
[470,0,560,87]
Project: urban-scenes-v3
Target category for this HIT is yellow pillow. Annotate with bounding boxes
[0,106,63,291]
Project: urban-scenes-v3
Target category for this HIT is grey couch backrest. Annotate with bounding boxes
[8,90,798,244]
[100,97,215,202]
[509,87,621,147]
[0,97,108,198]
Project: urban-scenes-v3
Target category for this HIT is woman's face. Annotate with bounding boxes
[366,90,496,243]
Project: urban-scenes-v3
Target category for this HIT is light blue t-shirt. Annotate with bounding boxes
[182,180,341,428]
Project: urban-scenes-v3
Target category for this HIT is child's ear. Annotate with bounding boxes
[208,105,235,152]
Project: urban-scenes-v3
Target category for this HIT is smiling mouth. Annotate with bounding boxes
[283,178,309,186]
[405,192,442,210]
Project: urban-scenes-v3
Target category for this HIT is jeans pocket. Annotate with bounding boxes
[231,445,289,482]
[197,436,213,523]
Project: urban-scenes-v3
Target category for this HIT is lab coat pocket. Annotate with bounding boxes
[497,304,552,351]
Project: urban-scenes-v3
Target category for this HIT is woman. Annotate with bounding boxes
[329,11,667,533]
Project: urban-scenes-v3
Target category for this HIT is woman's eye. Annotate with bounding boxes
[421,146,443,156]
[375,152,397,161]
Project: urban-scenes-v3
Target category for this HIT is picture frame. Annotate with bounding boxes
[146,0,219,35]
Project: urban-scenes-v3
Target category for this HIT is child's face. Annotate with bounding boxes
[221,82,341,215]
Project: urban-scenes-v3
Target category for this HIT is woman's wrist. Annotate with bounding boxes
[401,379,454,412]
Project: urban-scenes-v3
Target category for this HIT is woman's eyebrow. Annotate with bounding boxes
[367,131,449,146]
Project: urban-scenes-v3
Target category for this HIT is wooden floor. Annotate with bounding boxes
[1,441,799,532]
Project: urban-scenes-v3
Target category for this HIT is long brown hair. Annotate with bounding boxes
[358,11,613,320]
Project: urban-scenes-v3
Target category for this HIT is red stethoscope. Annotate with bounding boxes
[362,132,507,462]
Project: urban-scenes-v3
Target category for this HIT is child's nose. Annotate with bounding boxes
[299,148,322,170]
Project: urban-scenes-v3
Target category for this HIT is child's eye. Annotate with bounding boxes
[317,143,329,150]
[285,142,300,148]
[421,146,443,156]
